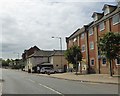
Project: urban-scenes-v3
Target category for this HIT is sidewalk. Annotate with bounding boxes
[0,68,2,95]
[0,82,2,96]
[37,72,119,85]
[0,79,2,96]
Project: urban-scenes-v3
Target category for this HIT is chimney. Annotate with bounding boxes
[116,0,120,7]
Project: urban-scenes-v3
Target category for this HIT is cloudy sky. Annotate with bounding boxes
[0,0,117,59]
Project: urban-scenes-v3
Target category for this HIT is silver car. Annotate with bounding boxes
[40,67,56,74]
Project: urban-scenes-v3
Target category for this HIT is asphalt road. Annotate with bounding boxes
[2,69,119,95]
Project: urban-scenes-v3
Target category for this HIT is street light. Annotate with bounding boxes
[52,36,62,69]
[13,52,20,59]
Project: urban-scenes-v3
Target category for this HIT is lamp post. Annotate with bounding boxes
[13,52,20,59]
[52,36,62,69]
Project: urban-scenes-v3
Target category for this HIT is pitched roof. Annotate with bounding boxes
[51,50,66,56]
[28,50,53,57]
[67,27,87,40]
[92,12,103,18]
[28,50,66,58]
[90,6,119,27]
[102,4,117,11]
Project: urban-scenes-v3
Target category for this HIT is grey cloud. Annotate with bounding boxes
[1,0,116,59]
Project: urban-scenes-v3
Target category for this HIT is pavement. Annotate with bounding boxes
[0,81,2,95]
[36,72,120,85]
[0,68,2,95]
[0,82,2,96]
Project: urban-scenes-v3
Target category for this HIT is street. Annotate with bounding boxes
[2,69,119,95]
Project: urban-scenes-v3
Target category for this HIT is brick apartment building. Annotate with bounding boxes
[66,3,120,75]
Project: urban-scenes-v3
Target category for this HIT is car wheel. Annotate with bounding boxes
[45,71,47,74]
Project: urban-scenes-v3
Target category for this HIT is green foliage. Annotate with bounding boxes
[2,59,9,66]
[98,32,120,76]
[1,59,24,69]
[98,32,120,60]
[64,46,82,65]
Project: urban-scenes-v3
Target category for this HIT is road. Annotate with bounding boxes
[2,69,119,95]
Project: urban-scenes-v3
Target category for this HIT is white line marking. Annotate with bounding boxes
[38,83,63,95]
[28,79,35,83]
[27,79,63,95]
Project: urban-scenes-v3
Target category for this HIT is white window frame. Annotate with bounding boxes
[89,28,93,36]
[112,14,120,25]
[81,33,85,39]
[90,42,94,50]
[102,58,107,66]
[73,37,77,42]
[94,15,98,21]
[99,22,105,31]
[90,58,95,66]
[115,58,120,65]
[104,7,110,15]
[81,45,85,52]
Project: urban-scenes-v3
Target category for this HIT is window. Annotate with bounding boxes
[89,28,93,36]
[81,33,85,39]
[102,58,106,65]
[99,22,105,31]
[90,42,94,50]
[112,14,120,25]
[104,7,109,15]
[94,15,98,21]
[73,37,77,42]
[91,59,94,66]
[116,58,120,65]
[81,45,85,52]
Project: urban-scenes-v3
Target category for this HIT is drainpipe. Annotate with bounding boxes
[86,27,91,74]
[96,25,101,74]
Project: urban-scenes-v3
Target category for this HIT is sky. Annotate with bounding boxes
[0,0,117,59]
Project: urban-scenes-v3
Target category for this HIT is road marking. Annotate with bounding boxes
[28,79,35,83]
[38,83,64,95]
[27,79,64,95]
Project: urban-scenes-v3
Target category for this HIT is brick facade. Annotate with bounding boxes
[66,3,120,75]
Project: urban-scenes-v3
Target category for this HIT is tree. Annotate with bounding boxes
[2,59,9,67]
[98,32,120,76]
[64,46,82,74]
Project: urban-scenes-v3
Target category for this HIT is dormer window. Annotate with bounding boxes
[94,15,98,21]
[102,4,116,16]
[92,12,103,21]
[92,12,98,21]
[104,7,110,15]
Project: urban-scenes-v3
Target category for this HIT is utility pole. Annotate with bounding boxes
[52,36,62,69]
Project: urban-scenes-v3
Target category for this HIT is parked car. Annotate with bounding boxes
[40,67,56,74]
[56,68,64,73]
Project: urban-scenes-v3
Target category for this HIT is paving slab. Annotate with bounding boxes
[0,82,2,96]
[36,72,119,85]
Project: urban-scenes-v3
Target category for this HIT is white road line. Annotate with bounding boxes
[38,83,64,95]
[28,79,35,83]
[27,79,64,95]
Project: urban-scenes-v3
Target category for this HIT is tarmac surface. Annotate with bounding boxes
[0,68,120,95]
[2,69,119,95]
